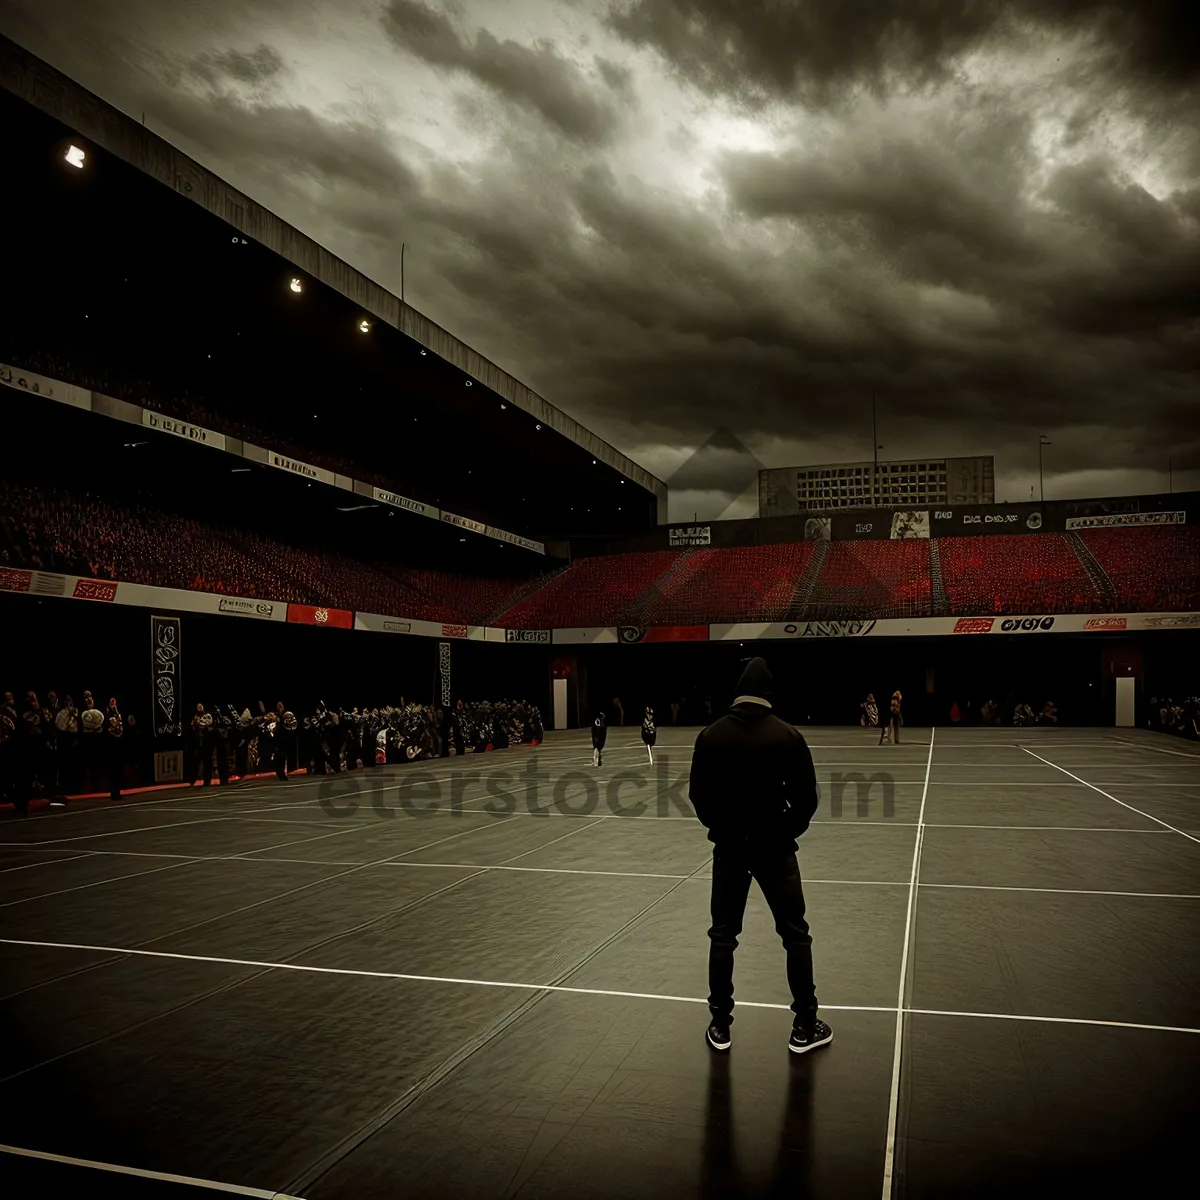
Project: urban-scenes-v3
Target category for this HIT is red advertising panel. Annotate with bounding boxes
[953,617,994,634]
[641,626,710,643]
[73,578,117,601]
[287,603,353,629]
[0,568,33,593]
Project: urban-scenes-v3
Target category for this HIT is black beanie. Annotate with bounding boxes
[735,657,774,701]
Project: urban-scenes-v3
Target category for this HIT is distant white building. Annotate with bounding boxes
[759,455,995,516]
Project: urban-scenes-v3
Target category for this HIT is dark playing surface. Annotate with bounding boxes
[1,727,1197,1198]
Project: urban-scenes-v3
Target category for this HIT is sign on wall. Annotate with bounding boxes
[151,614,182,738]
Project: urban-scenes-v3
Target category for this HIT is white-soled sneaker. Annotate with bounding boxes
[788,1018,833,1054]
[706,1021,732,1052]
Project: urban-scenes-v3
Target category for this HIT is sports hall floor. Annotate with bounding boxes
[1,726,1197,1199]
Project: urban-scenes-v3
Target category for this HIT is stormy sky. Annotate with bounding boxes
[3,0,1198,519]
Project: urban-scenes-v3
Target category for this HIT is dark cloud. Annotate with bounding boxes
[605,0,1200,105]
[0,0,1195,502]
[382,0,625,143]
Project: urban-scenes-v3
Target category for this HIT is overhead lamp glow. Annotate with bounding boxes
[65,145,85,169]
[289,277,303,294]
[358,318,370,333]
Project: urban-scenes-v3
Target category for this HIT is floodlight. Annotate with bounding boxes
[65,145,85,168]
[358,319,370,333]
[289,277,303,294]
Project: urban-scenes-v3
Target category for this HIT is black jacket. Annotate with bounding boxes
[591,715,607,749]
[689,660,819,852]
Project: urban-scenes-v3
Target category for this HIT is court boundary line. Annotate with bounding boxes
[4,846,1197,898]
[0,1143,303,1198]
[1021,749,1200,845]
[881,727,935,1199]
[1,936,1195,1037]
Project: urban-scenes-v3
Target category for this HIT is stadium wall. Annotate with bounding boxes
[568,496,1199,556]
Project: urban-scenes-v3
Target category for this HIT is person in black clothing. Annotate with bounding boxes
[591,711,607,767]
[104,699,124,801]
[689,658,832,1056]
[190,704,214,786]
[641,706,657,763]
[213,707,233,786]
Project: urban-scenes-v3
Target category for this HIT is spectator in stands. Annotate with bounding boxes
[80,692,106,791]
[689,657,829,1055]
[55,695,80,795]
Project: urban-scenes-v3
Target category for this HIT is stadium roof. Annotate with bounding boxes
[0,33,668,542]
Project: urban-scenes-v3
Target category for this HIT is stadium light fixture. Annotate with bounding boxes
[536,423,542,430]
[65,144,85,168]
[465,380,473,387]
[358,318,371,333]
[289,277,303,294]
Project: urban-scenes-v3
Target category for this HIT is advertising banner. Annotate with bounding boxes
[438,641,452,707]
[890,510,930,539]
[373,487,438,520]
[669,525,712,547]
[505,629,551,643]
[931,504,1047,536]
[486,526,545,554]
[268,452,336,487]
[442,511,488,535]
[73,579,117,601]
[141,409,227,452]
[1065,510,1185,531]
[0,362,91,410]
[151,614,182,739]
[831,513,886,541]
[287,604,353,629]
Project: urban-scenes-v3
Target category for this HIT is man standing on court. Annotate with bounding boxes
[689,657,832,1055]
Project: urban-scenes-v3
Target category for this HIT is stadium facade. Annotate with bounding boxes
[759,455,995,516]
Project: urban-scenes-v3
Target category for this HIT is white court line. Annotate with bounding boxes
[921,882,1200,900]
[1,937,1195,1038]
[0,1144,304,1198]
[882,727,935,1200]
[3,845,1193,899]
[1107,738,1200,760]
[902,1008,1200,1036]
[1022,749,1200,846]
[923,824,1170,833]
[0,860,193,909]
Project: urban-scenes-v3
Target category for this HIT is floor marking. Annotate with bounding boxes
[0,1143,304,1197]
[920,882,1200,900]
[1021,749,1200,845]
[882,727,935,1199]
[1,938,1195,1037]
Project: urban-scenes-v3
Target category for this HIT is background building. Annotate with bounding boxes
[759,455,995,516]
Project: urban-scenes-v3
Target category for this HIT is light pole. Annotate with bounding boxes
[1038,436,1051,502]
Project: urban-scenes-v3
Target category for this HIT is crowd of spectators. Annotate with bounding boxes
[947,697,1061,726]
[1147,697,1200,741]
[2,481,1196,628]
[1,482,551,625]
[0,688,144,813]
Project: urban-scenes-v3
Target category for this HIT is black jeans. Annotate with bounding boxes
[707,845,817,1028]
